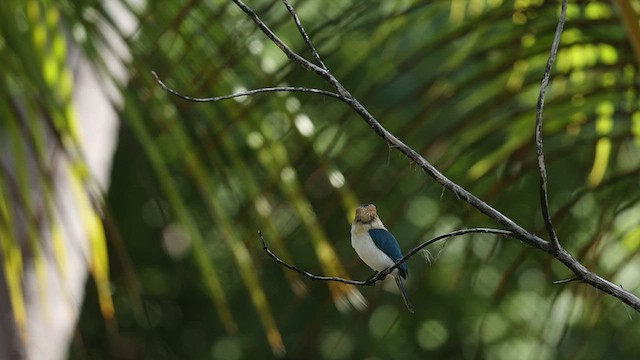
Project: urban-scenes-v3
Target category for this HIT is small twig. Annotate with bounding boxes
[258,230,367,285]
[230,0,327,76]
[552,277,581,285]
[535,0,568,250]
[259,228,514,286]
[152,71,342,102]
[281,0,327,70]
[381,228,514,279]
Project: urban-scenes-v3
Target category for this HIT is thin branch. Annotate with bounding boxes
[258,230,366,285]
[281,0,327,70]
[230,0,327,76]
[259,228,514,286]
[152,71,341,102]
[535,0,567,250]
[553,277,581,285]
[379,228,515,280]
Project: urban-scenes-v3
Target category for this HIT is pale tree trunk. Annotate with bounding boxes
[0,0,139,358]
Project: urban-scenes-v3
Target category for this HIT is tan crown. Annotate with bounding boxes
[354,204,378,223]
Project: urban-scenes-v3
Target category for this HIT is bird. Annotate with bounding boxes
[351,204,413,313]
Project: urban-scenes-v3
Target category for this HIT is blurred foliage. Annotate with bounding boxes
[0,0,114,343]
[4,0,640,359]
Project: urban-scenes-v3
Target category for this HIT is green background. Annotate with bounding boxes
[4,0,640,359]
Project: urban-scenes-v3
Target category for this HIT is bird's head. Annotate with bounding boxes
[354,204,380,225]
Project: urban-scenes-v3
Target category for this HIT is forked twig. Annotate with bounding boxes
[230,0,327,76]
[281,0,327,70]
[535,0,568,250]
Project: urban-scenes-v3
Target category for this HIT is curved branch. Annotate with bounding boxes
[151,71,342,102]
[259,228,514,286]
[230,0,327,75]
[378,228,514,280]
[259,231,366,285]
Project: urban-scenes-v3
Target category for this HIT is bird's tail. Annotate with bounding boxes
[394,276,414,313]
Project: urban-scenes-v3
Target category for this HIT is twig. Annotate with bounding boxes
[535,0,567,250]
[552,277,581,285]
[258,230,366,285]
[259,228,514,286]
[151,71,341,102]
[380,228,515,279]
[230,0,327,76]
[281,0,327,70]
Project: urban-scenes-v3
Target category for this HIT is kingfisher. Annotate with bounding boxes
[351,204,413,313]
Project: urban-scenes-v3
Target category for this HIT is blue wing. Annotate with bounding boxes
[368,228,408,278]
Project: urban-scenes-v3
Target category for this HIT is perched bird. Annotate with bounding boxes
[351,204,413,313]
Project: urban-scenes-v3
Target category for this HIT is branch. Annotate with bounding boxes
[259,230,367,286]
[535,0,567,250]
[151,71,342,102]
[381,228,515,279]
[230,0,327,76]
[280,0,327,70]
[226,1,547,249]
[163,0,640,312]
[259,229,514,285]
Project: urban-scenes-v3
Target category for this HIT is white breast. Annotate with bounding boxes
[351,225,396,274]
